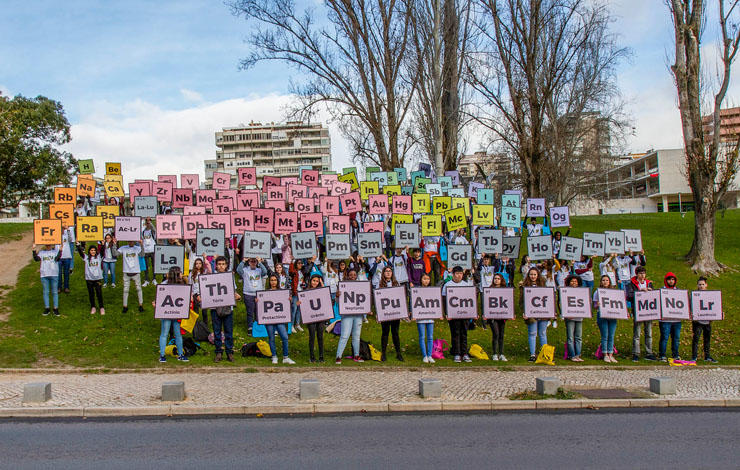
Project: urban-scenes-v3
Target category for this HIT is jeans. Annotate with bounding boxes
[86,280,104,308]
[102,261,116,284]
[336,315,363,358]
[244,294,257,330]
[40,276,59,309]
[618,280,629,291]
[122,273,143,307]
[566,319,583,358]
[581,279,594,291]
[159,319,183,357]
[417,322,434,357]
[57,258,72,290]
[527,320,549,356]
[659,321,682,358]
[691,321,712,359]
[265,323,289,358]
[212,311,234,354]
[307,321,324,360]
[488,319,506,355]
[597,313,617,354]
[632,320,653,356]
[143,252,155,281]
[448,319,468,357]
[291,295,302,325]
[381,319,401,356]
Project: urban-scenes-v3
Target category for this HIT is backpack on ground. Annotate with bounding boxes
[240,342,267,357]
[359,339,372,361]
[192,320,210,342]
[432,339,450,360]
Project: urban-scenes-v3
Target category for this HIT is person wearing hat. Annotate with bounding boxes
[658,272,682,361]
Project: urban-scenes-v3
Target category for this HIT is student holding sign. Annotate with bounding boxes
[57,226,75,294]
[101,234,119,288]
[692,277,719,363]
[76,244,105,315]
[520,267,549,362]
[335,269,366,364]
[593,275,619,363]
[625,266,657,362]
[299,274,326,363]
[377,266,404,362]
[562,275,585,361]
[236,257,269,334]
[415,273,437,363]
[118,241,145,313]
[141,219,157,287]
[156,267,189,363]
[488,273,509,361]
[32,244,62,316]
[257,274,296,365]
[658,272,683,362]
[443,266,473,363]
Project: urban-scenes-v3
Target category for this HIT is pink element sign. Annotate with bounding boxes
[199,272,236,309]
[207,214,231,237]
[410,287,443,320]
[660,289,690,320]
[321,173,339,186]
[172,189,193,208]
[691,290,723,321]
[338,281,372,315]
[319,196,340,216]
[152,181,173,203]
[559,287,592,319]
[184,205,206,215]
[237,190,260,210]
[445,286,478,319]
[368,194,389,215]
[180,174,199,190]
[154,284,192,320]
[297,287,334,324]
[212,172,232,190]
[267,187,285,201]
[309,186,329,200]
[374,286,409,322]
[256,289,292,325]
[230,210,254,233]
[237,167,257,187]
[218,189,238,201]
[302,169,320,187]
[128,182,150,203]
[114,216,141,241]
[212,198,234,214]
[597,288,630,320]
[183,214,207,240]
[301,212,324,236]
[156,215,182,240]
[287,184,308,203]
[262,176,281,193]
[340,191,362,214]
[363,221,384,233]
[264,199,286,211]
[332,181,351,195]
[274,211,298,235]
[327,215,349,234]
[482,287,515,320]
[633,290,660,321]
[294,197,315,213]
[392,195,412,215]
[158,174,177,188]
[282,177,298,186]
[195,189,216,207]
[522,287,556,319]
[253,208,275,232]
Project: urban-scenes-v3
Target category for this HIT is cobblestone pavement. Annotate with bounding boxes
[0,367,737,408]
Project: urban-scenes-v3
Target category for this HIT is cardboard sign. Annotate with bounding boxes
[287,184,308,204]
[300,212,323,236]
[49,203,74,227]
[410,287,444,320]
[310,186,330,201]
[660,289,690,320]
[321,173,339,186]
[199,272,236,309]
[183,214,208,240]
[195,189,217,207]
[297,287,334,324]
[294,197,314,214]
[264,199,286,211]
[502,193,521,207]
[390,213,413,235]
[374,286,409,322]
[114,216,141,241]
[337,171,359,191]
[262,176,281,193]
[75,177,95,198]
[363,221,384,233]
[478,229,502,254]
[134,196,158,218]
[154,245,185,274]
[598,288,630,320]
[448,188,465,198]
[34,219,62,245]
[237,167,257,187]
[690,290,723,321]
[358,231,383,258]
[523,287,556,319]
[634,290,661,322]
[327,215,350,234]
[502,236,521,258]
[78,159,95,174]
[207,214,231,238]
[54,187,77,204]
[181,174,200,190]
[467,182,484,199]
[104,180,125,199]
[445,207,468,231]
[421,214,442,237]
[253,208,275,232]
[391,195,412,215]
[331,181,351,195]
[338,281,372,315]
[256,289,292,325]
[212,198,235,214]
[242,231,272,259]
[394,223,419,249]
[290,231,317,259]
[368,194,389,215]
[301,169,319,187]
[447,244,472,270]
[158,174,177,188]
[105,162,121,175]
[274,211,297,235]
[476,188,494,205]
[527,235,552,261]
[184,205,206,215]
[604,231,625,254]
[500,206,520,228]
[76,216,104,242]
[549,206,570,228]
[326,233,352,260]
[559,287,592,319]
[339,191,362,214]
[172,189,193,208]
[582,232,606,257]
[196,228,225,257]
[360,181,380,201]
[319,195,340,216]
[482,287,515,320]
[431,195,451,214]
[410,194,430,215]
[445,286,478,319]
[559,236,583,262]
[154,284,192,319]
[156,215,182,240]
[471,204,494,227]
[621,229,643,252]
[211,172,232,190]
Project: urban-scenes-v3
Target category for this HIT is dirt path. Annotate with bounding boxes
[0,230,33,321]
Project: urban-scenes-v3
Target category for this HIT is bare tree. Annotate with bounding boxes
[668,0,740,274]
[230,0,417,171]
[467,0,627,201]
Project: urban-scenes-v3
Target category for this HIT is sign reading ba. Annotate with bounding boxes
[154,284,192,320]
[256,289,291,325]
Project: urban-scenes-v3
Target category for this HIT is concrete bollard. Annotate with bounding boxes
[300,379,320,400]
[419,378,442,398]
[536,377,560,395]
[23,382,51,403]
[649,377,676,395]
[162,381,186,401]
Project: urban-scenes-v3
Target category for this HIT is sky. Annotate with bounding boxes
[1,0,737,184]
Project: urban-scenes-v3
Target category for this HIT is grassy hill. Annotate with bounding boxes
[0,211,737,368]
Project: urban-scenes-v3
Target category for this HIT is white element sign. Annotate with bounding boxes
[634,289,661,322]
[325,233,352,260]
[559,236,583,262]
[199,272,236,309]
[660,289,690,320]
[582,232,606,257]
[527,235,552,261]
[446,244,472,270]
[621,229,643,252]
[373,286,409,322]
[409,287,444,320]
[526,198,546,217]
[242,231,272,260]
[604,231,625,254]
[482,287,515,320]
[502,237,521,258]
[597,288,630,320]
[358,231,383,258]
[559,287,592,319]
[690,290,723,321]
[549,206,570,228]
[445,286,478,319]
[154,245,185,275]
[256,289,292,325]
[395,223,419,249]
[196,228,224,257]
[290,231,317,259]
[478,229,502,254]
[297,287,335,324]
[338,281,371,315]
[523,287,556,319]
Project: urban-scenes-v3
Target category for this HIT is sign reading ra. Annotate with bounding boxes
[154,284,192,320]
[76,216,104,242]
[256,289,292,325]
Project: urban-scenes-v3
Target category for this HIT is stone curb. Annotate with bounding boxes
[0,398,732,418]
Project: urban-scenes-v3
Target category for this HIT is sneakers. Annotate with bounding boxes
[283,357,296,364]
[294,325,304,332]
[491,354,499,361]
[691,356,698,362]
[111,283,116,288]
[423,356,429,363]
[214,352,222,363]
[462,355,472,363]
[660,356,668,362]
[42,308,50,316]
[674,356,682,361]
[552,320,558,329]
[102,283,107,288]
[138,305,144,313]
[353,356,364,363]
[177,355,189,362]
[453,355,462,363]
[122,306,128,313]
[159,355,166,363]
[100,308,105,316]
[53,308,60,317]
[705,356,718,363]
[632,354,639,362]
[152,280,158,286]
[90,307,96,315]
[142,281,150,287]
[645,354,657,361]
[499,355,508,362]
[335,357,342,364]
[396,354,404,362]
[528,355,536,362]
[427,357,435,364]
[272,356,279,365]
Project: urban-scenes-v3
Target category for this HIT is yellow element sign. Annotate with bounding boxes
[76,216,104,242]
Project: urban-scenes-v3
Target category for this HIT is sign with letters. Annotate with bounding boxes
[549,206,570,228]
[114,216,141,241]
[207,214,231,238]
[300,212,323,236]
[338,281,371,315]
[242,231,272,259]
[394,223,419,248]
[128,182,150,203]
[34,219,62,245]
[297,287,334,324]
[502,193,520,208]
[290,231,317,259]
[660,289,690,320]
[526,198,546,217]
[526,235,552,260]
[523,287,556,318]
[196,228,225,257]
[622,229,642,252]
[253,208,274,232]
[690,290,723,321]
[500,206,520,228]
[134,196,158,218]
[447,244,472,270]
[368,194,389,215]
[502,236,521,258]
[326,233,352,260]
[199,272,236,309]
[410,287,443,320]
[421,214,442,236]
[358,231,383,258]
[154,284,192,319]
[363,221,384,233]
[319,195,340,216]
[327,215,350,234]
[412,194,431,214]
[212,172,231,190]
[598,288,630,320]
[172,189,193,208]
[374,286,409,322]
[482,287,515,320]
[156,215,182,240]
[604,231,625,254]
[237,167,257,187]
[478,229,502,254]
[152,181,173,203]
[634,290,661,322]
[467,182,484,199]
[582,232,606,257]
[154,245,185,274]
[49,203,74,227]
[76,177,95,198]
[445,286,478,319]
[273,211,297,235]
[76,216,104,242]
[339,191,362,214]
[183,214,208,240]
[54,187,76,204]
[78,159,95,174]
[230,210,254,233]
[472,204,494,227]
[181,174,199,190]
[559,236,583,261]
[256,289,291,325]
[559,287,592,319]
[105,162,121,175]
[392,195,412,214]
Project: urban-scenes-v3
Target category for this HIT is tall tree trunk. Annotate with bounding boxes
[441,0,459,172]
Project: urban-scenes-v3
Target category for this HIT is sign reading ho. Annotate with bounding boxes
[196,228,225,257]
[597,288,630,320]
[559,287,592,319]
[199,272,235,309]
[690,290,723,321]
[660,289,690,320]
[526,235,552,261]
[523,287,556,319]
[154,245,185,274]
[447,244,472,270]
[338,281,372,315]
[482,287,515,320]
[242,231,272,260]
[478,229,502,254]
[409,287,443,320]
[154,284,192,319]
[558,236,583,262]
[134,196,158,218]
[394,223,419,249]
[358,231,383,258]
[114,216,142,241]
[502,236,521,258]
[374,286,409,322]
[634,290,661,322]
[582,232,606,257]
[297,287,335,324]
[326,233,352,260]
[445,286,478,319]
[290,231,317,259]
[256,289,291,325]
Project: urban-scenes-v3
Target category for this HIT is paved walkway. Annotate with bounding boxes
[0,367,737,411]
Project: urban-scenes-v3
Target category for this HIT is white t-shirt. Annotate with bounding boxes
[118,245,142,274]
[37,249,60,278]
[390,254,408,283]
[82,254,103,280]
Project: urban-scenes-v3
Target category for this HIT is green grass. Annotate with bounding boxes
[509,387,581,400]
[1,211,738,368]
[0,222,32,244]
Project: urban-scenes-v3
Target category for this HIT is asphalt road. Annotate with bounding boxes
[0,409,736,469]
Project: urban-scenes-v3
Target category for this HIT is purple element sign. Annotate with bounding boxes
[549,206,570,228]
[154,284,192,320]
[660,289,690,320]
[297,287,334,324]
[482,287,515,320]
[199,272,236,309]
[114,216,141,241]
[559,287,592,319]
[526,198,546,218]
[257,289,292,325]
[523,287,556,319]
[634,290,661,322]
[338,281,371,315]
[374,286,409,322]
[410,287,443,320]
[445,286,478,319]
[467,181,485,199]
[596,288,629,320]
[690,290,723,321]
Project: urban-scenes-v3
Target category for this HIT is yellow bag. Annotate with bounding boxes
[183,254,190,276]
[368,344,382,361]
[180,309,199,333]
[535,344,556,365]
[468,344,489,360]
[165,344,179,357]
[257,340,272,357]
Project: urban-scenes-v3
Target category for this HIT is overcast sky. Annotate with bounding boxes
[1,0,737,183]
